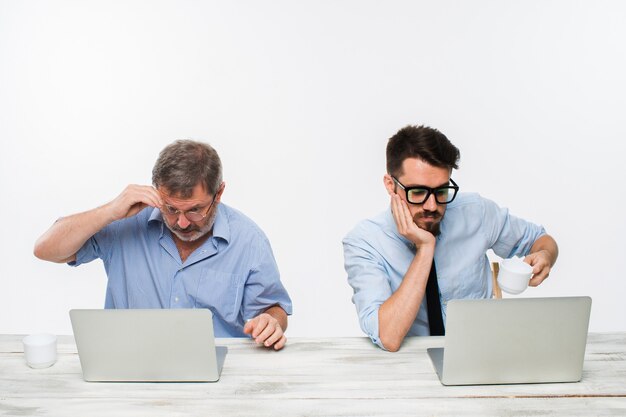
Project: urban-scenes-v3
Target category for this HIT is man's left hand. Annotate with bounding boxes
[243,313,286,350]
[524,250,552,286]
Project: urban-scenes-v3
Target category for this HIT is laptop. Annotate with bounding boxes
[70,309,227,382]
[427,296,592,386]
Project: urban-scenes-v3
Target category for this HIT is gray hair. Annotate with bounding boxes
[152,139,223,197]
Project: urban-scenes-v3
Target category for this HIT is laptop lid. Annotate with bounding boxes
[427,296,592,386]
[70,309,227,382]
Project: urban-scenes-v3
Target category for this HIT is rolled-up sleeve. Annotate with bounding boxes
[241,236,293,321]
[482,197,546,259]
[68,222,119,267]
[343,238,392,349]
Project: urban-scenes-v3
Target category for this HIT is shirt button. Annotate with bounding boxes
[174,297,179,303]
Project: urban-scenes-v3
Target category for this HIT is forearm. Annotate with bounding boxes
[530,234,559,266]
[264,305,288,331]
[33,205,115,263]
[378,244,434,352]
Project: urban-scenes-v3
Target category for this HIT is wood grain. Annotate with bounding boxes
[1,333,625,416]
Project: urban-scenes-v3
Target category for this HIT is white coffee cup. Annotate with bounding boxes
[497,257,533,295]
[23,333,57,369]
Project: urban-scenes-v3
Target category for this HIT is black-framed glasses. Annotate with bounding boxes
[391,176,459,205]
[162,195,217,222]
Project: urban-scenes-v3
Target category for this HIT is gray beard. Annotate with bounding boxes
[164,207,218,242]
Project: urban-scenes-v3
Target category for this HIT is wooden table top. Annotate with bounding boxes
[1,333,625,416]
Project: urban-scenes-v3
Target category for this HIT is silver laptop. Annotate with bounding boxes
[70,309,227,382]
[427,296,592,386]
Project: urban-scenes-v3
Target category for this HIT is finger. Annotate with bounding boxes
[243,318,257,335]
[523,253,535,266]
[527,254,547,276]
[390,195,403,231]
[399,198,414,230]
[138,187,163,208]
[126,202,149,218]
[262,325,284,347]
[273,335,287,351]
[251,315,270,339]
[529,268,550,287]
[394,195,411,233]
[255,321,278,345]
[124,186,162,211]
[144,187,163,208]
[390,194,400,221]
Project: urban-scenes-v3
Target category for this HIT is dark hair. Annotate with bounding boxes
[152,139,222,197]
[386,125,460,176]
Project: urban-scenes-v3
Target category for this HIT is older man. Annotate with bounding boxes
[35,140,292,350]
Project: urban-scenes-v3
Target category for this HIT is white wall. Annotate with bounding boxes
[1,0,625,336]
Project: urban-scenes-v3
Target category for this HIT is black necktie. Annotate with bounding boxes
[426,260,445,336]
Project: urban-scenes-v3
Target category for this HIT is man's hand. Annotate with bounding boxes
[525,234,559,287]
[390,194,435,247]
[105,185,163,222]
[34,184,163,263]
[525,250,552,286]
[243,312,286,350]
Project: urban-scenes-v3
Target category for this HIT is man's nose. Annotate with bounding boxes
[177,213,191,228]
[423,193,438,211]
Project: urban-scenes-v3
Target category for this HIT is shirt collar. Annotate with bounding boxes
[211,204,230,243]
[147,204,231,243]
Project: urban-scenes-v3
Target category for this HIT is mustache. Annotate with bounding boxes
[417,211,441,219]
[172,225,199,233]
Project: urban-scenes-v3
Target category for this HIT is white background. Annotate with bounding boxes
[1,1,625,336]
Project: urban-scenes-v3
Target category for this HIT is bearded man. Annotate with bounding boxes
[35,140,292,350]
[342,125,557,351]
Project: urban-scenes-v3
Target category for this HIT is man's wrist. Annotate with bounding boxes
[415,241,435,255]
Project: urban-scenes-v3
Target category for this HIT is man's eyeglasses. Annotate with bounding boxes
[391,176,459,205]
[161,195,217,222]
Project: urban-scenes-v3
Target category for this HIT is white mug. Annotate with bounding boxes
[497,257,533,295]
[23,333,57,369]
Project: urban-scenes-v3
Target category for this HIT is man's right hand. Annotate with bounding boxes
[390,194,435,248]
[34,184,163,263]
[377,194,437,352]
[105,185,163,222]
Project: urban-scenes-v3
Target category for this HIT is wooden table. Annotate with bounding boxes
[1,333,625,416]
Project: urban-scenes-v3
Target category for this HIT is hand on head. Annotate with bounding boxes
[243,313,287,351]
[389,193,436,247]
[107,185,163,221]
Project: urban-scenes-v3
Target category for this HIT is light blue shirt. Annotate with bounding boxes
[71,203,292,337]
[342,193,546,348]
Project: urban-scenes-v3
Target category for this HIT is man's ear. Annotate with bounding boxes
[383,174,395,196]
[215,182,226,203]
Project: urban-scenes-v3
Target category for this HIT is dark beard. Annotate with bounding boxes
[414,211,442,236]
[423,221,441,236]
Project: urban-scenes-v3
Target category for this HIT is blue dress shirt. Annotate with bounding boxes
[71,203,293,337]
[342,193,546,348]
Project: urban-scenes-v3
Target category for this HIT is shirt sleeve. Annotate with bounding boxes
[481,197,546,259]
[68,221,120,267]
[241,235,293,321]
[343,236,392,350]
